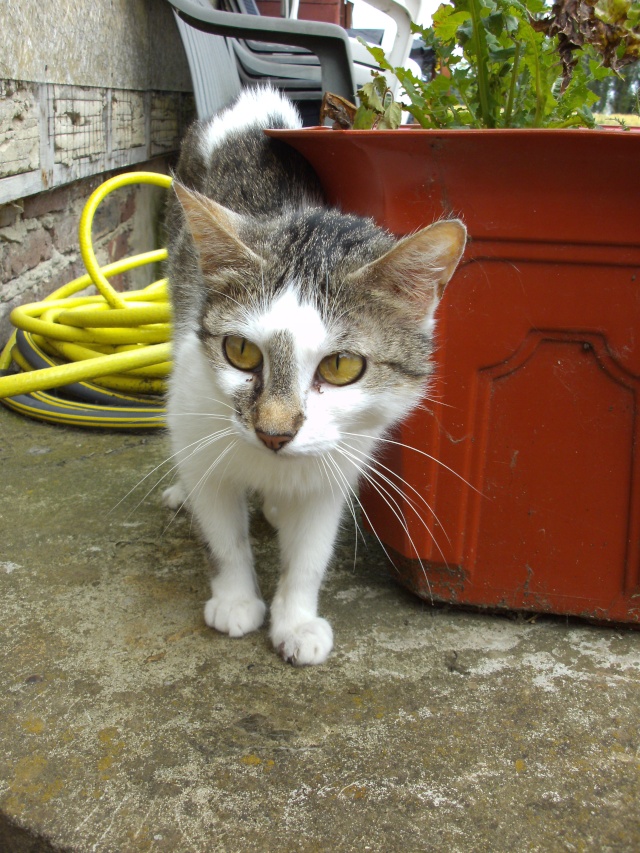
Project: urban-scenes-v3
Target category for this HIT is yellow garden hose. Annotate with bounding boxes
[0,171,174,428]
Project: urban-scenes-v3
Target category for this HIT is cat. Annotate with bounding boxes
[163,86,466,666]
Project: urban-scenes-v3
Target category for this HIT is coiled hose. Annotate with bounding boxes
[0,172,174,429]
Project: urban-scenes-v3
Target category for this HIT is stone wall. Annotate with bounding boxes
[5,0,192,92]
[0,0,195,348]
[0,82,39,182]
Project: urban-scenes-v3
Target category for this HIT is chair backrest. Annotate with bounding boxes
[173,8,243,119]
[214,0,416,94]
[169,0,357,109]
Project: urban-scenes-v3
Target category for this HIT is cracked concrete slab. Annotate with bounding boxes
[1,406,639,851]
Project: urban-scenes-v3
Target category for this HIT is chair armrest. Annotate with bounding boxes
[167,0,356,101]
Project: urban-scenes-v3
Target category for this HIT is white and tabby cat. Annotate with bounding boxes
[164,86,466,665]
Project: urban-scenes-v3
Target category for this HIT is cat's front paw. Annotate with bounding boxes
[204,595,266,638]
[270,617,333,666]
[162,483,187,511]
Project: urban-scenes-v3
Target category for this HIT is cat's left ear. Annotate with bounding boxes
[172,182,263,274]
[349,219,467,328]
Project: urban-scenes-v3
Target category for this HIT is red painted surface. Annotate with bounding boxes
[268,127,640,622]
[255,0,343,24]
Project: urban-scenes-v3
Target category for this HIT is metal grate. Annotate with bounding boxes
[0,81,194,205]
[51,85,107,167]
[112,90,146,153]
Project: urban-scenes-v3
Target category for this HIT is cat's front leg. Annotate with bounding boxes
[269,491,344,665]
[190,483,266,637]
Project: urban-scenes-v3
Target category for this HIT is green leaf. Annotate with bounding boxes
[594,0,632,25]
[433,9,472,41]
[489,47,517,62]
[360,81,384,112]
[352,106,378,129]
[382,101,403,129]
[484,11,505,37]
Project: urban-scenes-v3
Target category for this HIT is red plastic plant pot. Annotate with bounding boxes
[268,126,640,623]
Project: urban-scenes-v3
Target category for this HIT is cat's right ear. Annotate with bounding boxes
[172,182,263,274]
[347,219,466,330]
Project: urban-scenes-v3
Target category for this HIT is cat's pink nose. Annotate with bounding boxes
[256,430,294,452]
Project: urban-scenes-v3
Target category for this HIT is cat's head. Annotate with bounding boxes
[172,183,466,457]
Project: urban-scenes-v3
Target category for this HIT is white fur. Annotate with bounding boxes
[166,288,422,665]
[199,86,302,160]
[252,286,327,353]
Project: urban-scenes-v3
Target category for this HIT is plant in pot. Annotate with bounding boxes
[266,0,640,624]
[343,0,640,131]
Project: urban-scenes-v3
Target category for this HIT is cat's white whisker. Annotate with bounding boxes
[340,439,452,549]
[322,453,365,568]
[409,395,453,413]
[341,431,481,496]
[335,447,435,603]
[168,412,234,419]
[326,302,360,329]
[111,425,234,516]
[317,455,356,564]
[329,453,409,594]
[206,288,246,310]
[210,440,242,506]
[163,437,238,533]
[337,442,450,574]
[315,455,335,501]
[197,396,240,414]
[140,429,236,519]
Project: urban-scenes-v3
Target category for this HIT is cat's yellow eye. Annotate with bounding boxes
[223,336,263,372]
[317,352,366,386]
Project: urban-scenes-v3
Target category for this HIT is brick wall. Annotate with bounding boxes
[0,164,170,345]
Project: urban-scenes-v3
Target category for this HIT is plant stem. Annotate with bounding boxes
[525,29,544,127]
[503,42,521,127]
[468,0,494,127]
[456,85,483,128]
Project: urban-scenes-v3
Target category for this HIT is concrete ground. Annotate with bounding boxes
[1,405,639,853]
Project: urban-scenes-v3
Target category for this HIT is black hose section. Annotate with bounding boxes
[0,383,165,429]
[14,329,163,409]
